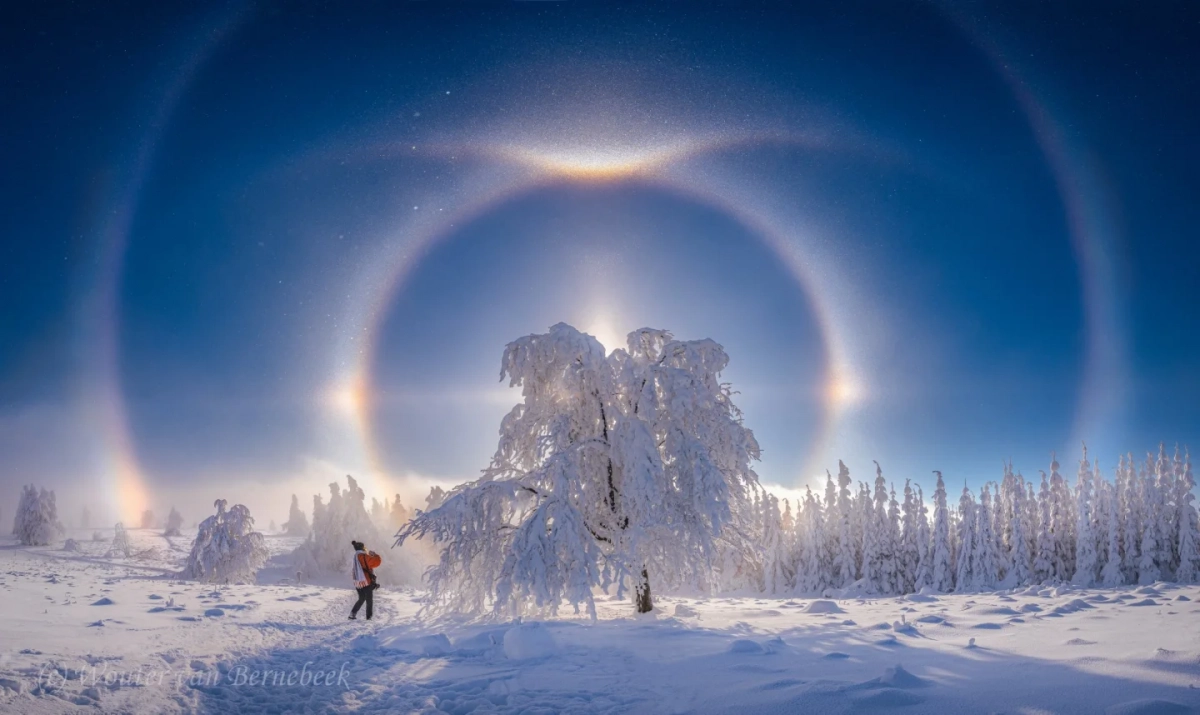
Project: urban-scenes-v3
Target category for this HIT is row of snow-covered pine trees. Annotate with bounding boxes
[748,444,1199,596]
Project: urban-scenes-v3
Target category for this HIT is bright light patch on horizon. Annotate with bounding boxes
[498,141,693,181]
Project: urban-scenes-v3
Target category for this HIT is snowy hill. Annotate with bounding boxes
[1,530,1198,713]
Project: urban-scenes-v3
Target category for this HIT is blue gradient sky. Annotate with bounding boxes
[3,2,1198,524]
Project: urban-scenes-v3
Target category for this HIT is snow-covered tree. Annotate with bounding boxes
[396,324,764,617]
[1049,454,1075,580]
[164,507,184,537]
[293,475,407,583]
[140,509,156,530]
[930,471,953,592]
[1007,474,1032,587]
[390,494,411,529]
[108,522,132,558]
[1176,450,1199,583]
[834,462,857,588]
[282,494,309,536]
[899,480,919,593]
[182,500,268,584]
[914,485,933,590]
[955,484,977,591]
[1034,471,1054,582]
[973,485,998,590]
[1072,445,1099,586]
[761,493,791,594]
[12,485,64,546]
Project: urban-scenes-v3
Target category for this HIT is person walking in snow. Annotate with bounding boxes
[349,540,380,620]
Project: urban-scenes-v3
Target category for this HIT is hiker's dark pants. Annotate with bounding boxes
[351,585,374,619]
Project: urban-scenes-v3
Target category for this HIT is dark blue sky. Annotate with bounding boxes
[3,1,1198,523]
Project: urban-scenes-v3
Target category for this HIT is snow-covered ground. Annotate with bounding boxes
[1,530,1198,714]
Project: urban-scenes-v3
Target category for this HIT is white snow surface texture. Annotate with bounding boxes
[2,528,1200,714]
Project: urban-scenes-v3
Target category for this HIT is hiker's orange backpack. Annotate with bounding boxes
[365,551,382,569]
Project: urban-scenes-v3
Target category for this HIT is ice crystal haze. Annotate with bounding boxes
[397,323,764,617]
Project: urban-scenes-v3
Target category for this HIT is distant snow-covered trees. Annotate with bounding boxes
[769,442,1199,597]
[13,485,64,546]
[396,323,764,617]
[282,494,309,536]
[292,475,418,585]
[164,507,184,537]
[182,500,268,584]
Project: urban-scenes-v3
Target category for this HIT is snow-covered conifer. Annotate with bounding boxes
[294,475,401,583]
[1176,450,1199,583]
[283,494,310,536]
[140,509,155,530]
[955,484,977,591]
[182,500,268,584]
[761,493,790,595]
[930,472,953,592]
[900,480,919,594]
[973,485,998,590]
[13,485,64,546]
[1049,454,1075,580]
[390,494,411,529]
[1072,445,1098,586]
[1007,475,1032,587]
[914,485,933,590]
[164,507,184,537]
[835,462,857,588]
[1034,471,1054,582]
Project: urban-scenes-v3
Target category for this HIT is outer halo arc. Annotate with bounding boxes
[347,144,853,491]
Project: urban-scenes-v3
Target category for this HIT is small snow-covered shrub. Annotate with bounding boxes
[63,538,81,552]
[12,485,64,546]
[92,530,105,542]
[107,523,132,558]
[182,500,268,584]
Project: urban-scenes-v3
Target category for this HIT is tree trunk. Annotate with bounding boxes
[635,567,653,613]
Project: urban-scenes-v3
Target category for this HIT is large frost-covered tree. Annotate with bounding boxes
[182,500,268,584]
[396,324,763,616]
[12,485,64,546]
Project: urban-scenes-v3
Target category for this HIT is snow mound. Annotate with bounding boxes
[915,614,946,624]
[674,604,700,618]
[63,539,81,552]
[1052,599,1095,615]
[1020,603,1043,613]
[91,597,115,606]
[418,634,453,656]
[1127,599,1159,607]
[728,639,766,654]
[1135,587,1162,597]
[148,594,163,600]
[204,608,225,617]
[972,622,1004,629]
[877,664,932,689]
[974,606,1019,616]
[503,622,557,660]
[803,600,845,614]
[903,593,939,603]
[823,651,851,660]
[1065,638,1097,646]
[1174,595,1191,602]
[1104,699,1191,715]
